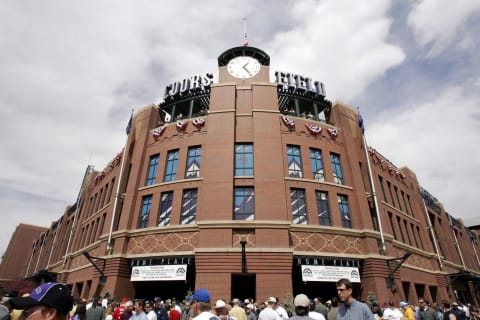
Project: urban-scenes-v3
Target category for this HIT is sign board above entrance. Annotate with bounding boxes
[131,264,187,281]
[301,265,361,283]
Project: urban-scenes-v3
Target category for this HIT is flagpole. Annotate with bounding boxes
[362,134,387,254]
[106,110,133,255]
[422,198,443,268]
[62,165,94,267]
[243,18,248,46]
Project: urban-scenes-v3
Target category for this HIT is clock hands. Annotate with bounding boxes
[242,62,252,76]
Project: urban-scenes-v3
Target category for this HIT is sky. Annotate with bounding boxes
[1,0,479,257]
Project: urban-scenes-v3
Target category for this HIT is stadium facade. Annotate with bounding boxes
[3,46,480,306]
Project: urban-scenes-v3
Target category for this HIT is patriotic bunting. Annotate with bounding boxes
[153,126,166,138]
[327,128,338,137]
[281,115,295,128]
[192,118,205,127]
[176,120,188,130]
[93,151,123,185]
[305,123,322,135]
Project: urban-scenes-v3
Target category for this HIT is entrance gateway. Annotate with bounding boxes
[292,257,362,302]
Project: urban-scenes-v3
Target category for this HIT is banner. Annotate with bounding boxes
[131,265,187,281]
[301,265,361,283]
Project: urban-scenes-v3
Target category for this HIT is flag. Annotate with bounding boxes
[162,110,172,122]
[358,111,365,134]
[126,114,133,135]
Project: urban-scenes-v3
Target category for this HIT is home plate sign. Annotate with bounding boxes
[301,265,361,283]
[131,265,187,281]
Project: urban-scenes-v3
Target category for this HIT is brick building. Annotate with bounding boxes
[5,46,480,305]
[0,224,47,284]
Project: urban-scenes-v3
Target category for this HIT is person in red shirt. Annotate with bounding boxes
[169,307,181,320]
[112,298,130,320]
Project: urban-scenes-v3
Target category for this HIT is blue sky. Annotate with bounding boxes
[1,0,479,256]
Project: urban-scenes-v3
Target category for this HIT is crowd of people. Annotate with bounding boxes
[1,279,479,320]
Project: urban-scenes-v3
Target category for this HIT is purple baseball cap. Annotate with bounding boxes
[9,282,74,316]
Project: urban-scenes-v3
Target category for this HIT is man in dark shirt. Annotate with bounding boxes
[418,299,436,320]
[154,297,169,320]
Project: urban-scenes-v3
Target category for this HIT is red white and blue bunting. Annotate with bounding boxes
[281,115,295,128]
[176,120,188,130]
[153,126,166,138]
[368,147,406,180]
[327,128,338,137]
[192,118,205,127]
[93,151,123,185]
[305,123,322,135]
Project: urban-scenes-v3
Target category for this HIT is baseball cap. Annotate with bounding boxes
[246,304,254,309]
[154,297,162,302]
[399,301,409,308]
[9,282,74,316]
[294,294,310,307]
[214,300,226,309]
[189,288,211,303]
[267,297,277,304]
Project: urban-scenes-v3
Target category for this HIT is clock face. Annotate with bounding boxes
[227,56,261,79]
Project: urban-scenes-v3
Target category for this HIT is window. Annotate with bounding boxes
[394,186,403,211]
[338,194,352,228]
[387,181,395,207]
[287,145,303,178]
[138,195,152,228]
[185,146,201,178]
[158,191,173,226]
[146,154,160,185]
[291,189,307,224]
[378,175,387,202]
[315,191,331,226]
[181,189,197,224]
[164,149,179,182]
[310,148,324,182]
[234,187,254,220]
[330,153,344,185]
[235,144,254,176]
[388,212,397,240]
[397,216,405,243]
[401,191,410,215]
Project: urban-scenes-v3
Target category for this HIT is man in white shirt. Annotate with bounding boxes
[382,301,402,320]
[258,298,280,320]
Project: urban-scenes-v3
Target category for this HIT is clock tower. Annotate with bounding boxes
[217,46,271,83]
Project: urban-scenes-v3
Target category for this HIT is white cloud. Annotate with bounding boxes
[367,86,480,219]
[407,0,480,57]
[266,0,405,102]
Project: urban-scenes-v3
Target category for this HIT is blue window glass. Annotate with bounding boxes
[291,188,307,224]
[234,187,254,220]
[235,144,254,176]
[158,191,173,226]
[316,191,331,226]
[185,146,201,179]
[310,148,324,182]
[330,153,344,185]
[287,145,303,178]
[164,149,179,182]
[181,189,197,224]
[138,195,152,229]
[338,194,352,228]
[146,154,160,186]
